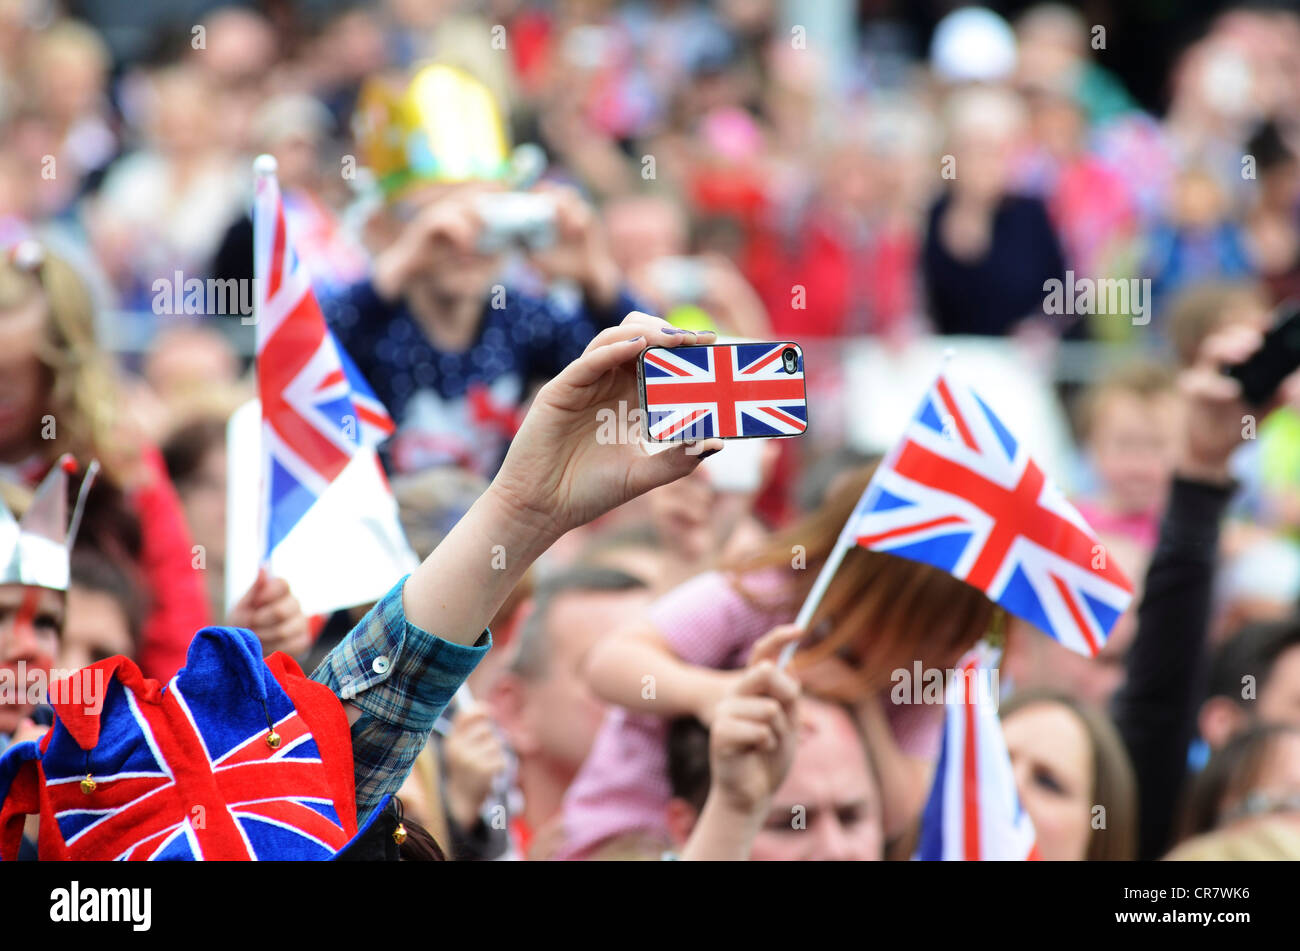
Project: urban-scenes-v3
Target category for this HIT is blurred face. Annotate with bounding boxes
[396,183,505,304]
[61,585,133,672]
[1003,701,1094,861]
[0,289,48,461]
[1259,645,1300,728]
[1089,390,1182,515]
[1003,588,1141,711]
[178,444,228,570]
[750,699,883,861]
[605,198,686,275]
[38,51,106,123]
[646,468,752,565]
[151,72,216,157]
[0,583,63,735]
[524,588,652,772]
[271,134,321,192]
[143,328,239,402]
[1031,97,1083,158]
[949,132,1016,203]
[1222,732,1300,830]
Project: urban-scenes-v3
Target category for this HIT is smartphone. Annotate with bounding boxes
[1225,300,1300,406]
[637,341,808,442]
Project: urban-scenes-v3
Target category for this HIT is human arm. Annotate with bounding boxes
[1111,325,1261,860]
[583,620,744,724]
[313,313,721,818]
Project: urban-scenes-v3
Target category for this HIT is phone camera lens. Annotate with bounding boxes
[781,348,798,373]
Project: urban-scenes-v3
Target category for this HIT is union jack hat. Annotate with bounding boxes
[0,625,374,861]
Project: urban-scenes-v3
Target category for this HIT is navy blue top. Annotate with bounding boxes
[922,193,1068,337]
[323,279,638,476]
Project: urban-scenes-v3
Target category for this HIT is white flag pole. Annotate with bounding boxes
[252,154,278,575]
[776,526,854,669]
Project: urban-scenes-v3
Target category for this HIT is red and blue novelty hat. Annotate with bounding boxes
[0,624,373,861]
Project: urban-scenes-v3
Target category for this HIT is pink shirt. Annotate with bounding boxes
[556,569,941,859]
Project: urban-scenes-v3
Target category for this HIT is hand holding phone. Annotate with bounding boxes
[1224,300,1300,406]
[638,341,808,442]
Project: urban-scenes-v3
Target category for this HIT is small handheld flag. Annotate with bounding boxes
[915,642,1039,861]
[252,155,396,560]
[782,365,1132,664]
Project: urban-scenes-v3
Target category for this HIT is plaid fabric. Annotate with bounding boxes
[310,576,490,824]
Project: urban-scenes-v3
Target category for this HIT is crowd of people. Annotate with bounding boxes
[3,0,1300,862]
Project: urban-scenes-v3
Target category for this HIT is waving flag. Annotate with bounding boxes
[846,369,1132,657]
[253,158,395,558]
[643,342,807,440]
[916,643,1039,861]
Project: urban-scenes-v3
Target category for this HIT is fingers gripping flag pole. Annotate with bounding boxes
[779,350,1132,668]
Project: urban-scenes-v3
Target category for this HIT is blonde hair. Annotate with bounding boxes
[0,250,132,482]
[1164,818,1300,860]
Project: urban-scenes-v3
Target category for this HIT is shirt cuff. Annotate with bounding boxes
[311,577,491,734]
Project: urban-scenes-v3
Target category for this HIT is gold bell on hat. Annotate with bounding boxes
[393,822,407,846]
[80,774,96,795]
[266,729,281,749]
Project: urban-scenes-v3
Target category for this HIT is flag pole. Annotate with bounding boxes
[252,154,278,575]
[777,527,854,668]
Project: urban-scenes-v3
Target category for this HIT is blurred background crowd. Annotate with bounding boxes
[3,0,1300,861]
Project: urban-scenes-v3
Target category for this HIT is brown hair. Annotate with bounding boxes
[723,466,997,699]
[1075,359,1177,442]
[1166,281,1269,368]
[999,689,1138,861]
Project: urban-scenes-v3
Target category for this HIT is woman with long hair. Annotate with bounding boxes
[0,242,210,679]
[1000,689,1138,861]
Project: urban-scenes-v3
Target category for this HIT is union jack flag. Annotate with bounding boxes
[30,630,356,860]
[916,643,1040,861]
[849,370,1132,657]
[642,343,807,441]
[254,166,395,558]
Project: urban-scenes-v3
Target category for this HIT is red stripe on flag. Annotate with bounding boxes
[741,347,783,374]
[963,698,980,860]
[890,441,1132,597]
[856,514,966,548]
[935,377,978,452]
[763,405,806,431]
[660,408,710,439]
[356,405,395,434]
[267,205,286,300]
[1050,572,1100,656]
[644,351,692,376]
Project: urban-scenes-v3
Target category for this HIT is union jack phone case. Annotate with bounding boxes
[637,341,809,442]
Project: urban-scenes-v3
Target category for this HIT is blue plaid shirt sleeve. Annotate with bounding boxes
[308,576,490,825]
